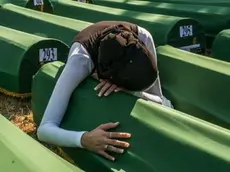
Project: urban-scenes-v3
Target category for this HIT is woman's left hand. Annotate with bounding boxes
[94,79,122,97]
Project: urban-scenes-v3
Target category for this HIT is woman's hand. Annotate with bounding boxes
[94,79,122,97]
[81,122,131,161]
[91,72,122,97]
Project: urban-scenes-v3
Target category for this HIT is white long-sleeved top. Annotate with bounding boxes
[37,26,173,148]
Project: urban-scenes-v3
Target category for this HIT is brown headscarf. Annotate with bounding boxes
[97,24,158,91]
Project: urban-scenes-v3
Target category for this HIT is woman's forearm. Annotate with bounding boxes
[37,42,94,148]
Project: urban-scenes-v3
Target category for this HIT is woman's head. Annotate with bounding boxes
[97,29,157,91]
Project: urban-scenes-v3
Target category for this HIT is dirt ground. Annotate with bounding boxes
[0,93,74,164]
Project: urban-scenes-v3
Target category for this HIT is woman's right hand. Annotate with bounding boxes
[81,122,131,161]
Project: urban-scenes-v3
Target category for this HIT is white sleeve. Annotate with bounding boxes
[137,26,157,63]
[137,26,163,98]
[37,42,94,148]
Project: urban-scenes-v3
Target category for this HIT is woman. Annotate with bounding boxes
[37,21,173,161]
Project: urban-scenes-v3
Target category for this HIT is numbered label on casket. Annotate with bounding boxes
[77,0,87,2]
[39,48,57,62]
[180,25,193,38]
[33,0,44,6]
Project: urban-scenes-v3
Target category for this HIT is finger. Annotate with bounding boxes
[97,122,119,130]
[108,132,131,139]
[106,139,130,148]
[106,145,124,154]
[104,84,118,96]
[91,73,99,80]
[114,87,122,92]
[98,82,112,97]
[98,150,115,161]
[94,80,106,91]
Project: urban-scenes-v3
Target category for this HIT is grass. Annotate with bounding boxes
[0,93,74,164]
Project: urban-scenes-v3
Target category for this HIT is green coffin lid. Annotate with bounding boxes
[0,25,69,97]
[124,0,230,7]
[0,3,91,45]
[157,45,230,129]
[0,114,83,172]
[211,29,230,62]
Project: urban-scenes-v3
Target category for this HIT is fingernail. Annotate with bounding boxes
[112,157,115,161]
[125,143,130,147]
[126,133,131,137]
[120,149,124,153]
[104,93,108,96]
[98,93,102,97]
[121,133,131,137]
[114,89,118,92]
[115,122,119,125]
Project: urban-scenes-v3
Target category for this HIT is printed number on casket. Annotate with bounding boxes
[33,0,44,6]
[180,25,193,38]
[39,48,57,62]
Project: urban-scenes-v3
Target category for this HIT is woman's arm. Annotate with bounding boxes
[37,42,94,148]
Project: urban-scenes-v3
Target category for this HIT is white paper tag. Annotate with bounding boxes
[77,0,87,2]
[39,48,57,62]
[180,25,193,38]
[180,44,200,51]
[33,0,44,6]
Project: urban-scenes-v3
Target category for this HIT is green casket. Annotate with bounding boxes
[93,0,230,36]
[135,0,230,7]
[31,61,230,172]
[0,4,91,45]
[0,25,69,97]
[50,0,206,54]
[157,45,230,129]
[0,114,83,172]
[0,0,54,13]
[211,29,230,62]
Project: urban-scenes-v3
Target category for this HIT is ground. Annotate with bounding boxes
[0,93,74,164]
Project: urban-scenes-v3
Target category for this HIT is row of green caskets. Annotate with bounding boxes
[1,1,230,96]
[0,1,230,171]
[2,0,230,46]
